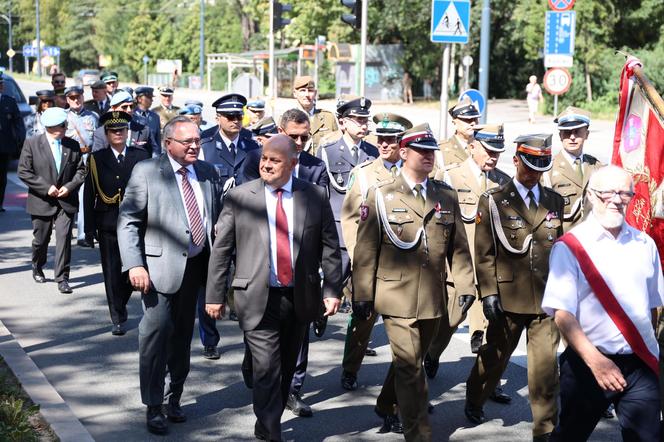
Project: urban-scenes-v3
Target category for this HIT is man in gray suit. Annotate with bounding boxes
[206,134,342,441]
[18,107,86,293]
[117,116,223,435]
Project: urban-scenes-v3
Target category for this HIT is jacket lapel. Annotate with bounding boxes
[250,179,270,255]
[194,161,213,229]
[235,139,247,167]
[396,175,423,217]
[215,136,235,168]
[292,178,308,262]
[504,181,532,223]
[556,152,583,187]
[533,184,551,228]
[160,155,188,228]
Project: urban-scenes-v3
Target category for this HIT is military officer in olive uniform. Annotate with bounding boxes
[293,75,338,155]
[152,86,181,130]
[317,97,378,291]
[83,111,150,335]
[353,124,476,441]
[339,112,412,393]
[437,97,481,170]
[542,106,602,231]
[425,125,511,383]
[465,134,564,441]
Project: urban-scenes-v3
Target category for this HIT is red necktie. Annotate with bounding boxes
[178,167,205,246]
[276,189,292,286]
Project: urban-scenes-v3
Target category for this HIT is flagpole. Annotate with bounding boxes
[632,66,664,123]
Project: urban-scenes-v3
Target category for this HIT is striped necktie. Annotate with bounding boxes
[178,167,205,246]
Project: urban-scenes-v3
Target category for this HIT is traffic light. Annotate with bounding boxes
[341,0,362,30]
[274,2,292,31]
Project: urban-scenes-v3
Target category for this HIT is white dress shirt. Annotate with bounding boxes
[44,133,61,168]
[562,149,583,173]
[110,146,127,161]
[402,173,428,200]
[513,178,539,207]
[264,177,295,287]
[542,214,664,357]
[167,154,207,257]
[219,132,240,154]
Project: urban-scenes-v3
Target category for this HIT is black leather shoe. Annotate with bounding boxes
[286,392,312,417]
[146,405,167,435]
[166,399,186,423]
[489,386,512,404]
[341,370,358,391]
[111,323,126,336]
[602,404,614,419]
[32,268,46,283]
[533,432,551,442]
[428,402,434,414]
[202,345,220,360]
[464,403,485,424]
[77,238,94,248]
[365,347,377,356]
[424,353,439,379]
[254,420,284,441]
[470,330,484,354]
[229,310,239,321]
[58,280,73,294]
[374,407,403,434]
[313,315,327,338]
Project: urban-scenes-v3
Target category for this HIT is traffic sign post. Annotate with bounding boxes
[543,67,572,116]
[544,11,576,68]
[458,88,486,115]
[462,55,473,91]
[431,0,471,139]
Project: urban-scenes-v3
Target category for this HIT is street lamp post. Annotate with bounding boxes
[35,0,41,77]
[199,0,204,85]
[0,12,13,72]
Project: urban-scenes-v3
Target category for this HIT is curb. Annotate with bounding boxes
[0,320,95,442]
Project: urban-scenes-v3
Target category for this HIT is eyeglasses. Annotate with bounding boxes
[287,133,310,143]
[118,104,134,111]
[591,188,634,202]
[168,137,202,147]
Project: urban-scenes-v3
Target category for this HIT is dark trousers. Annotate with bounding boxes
[244,288,308,441]
[98,228,133,324]
[138,252,206,406]
[342,311,378,374]
[0,152,10,208]
[290,326,310,394]
[31,209,74,282]
[196,286,220,347]
[551,347,661,442]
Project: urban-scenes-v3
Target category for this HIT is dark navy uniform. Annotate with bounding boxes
[200,128,260,190]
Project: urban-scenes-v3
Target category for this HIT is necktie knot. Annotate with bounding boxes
[527,189,537,214]
[178,167,188,177]
[118,153,124,164]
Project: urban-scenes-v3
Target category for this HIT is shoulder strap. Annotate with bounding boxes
[559,232,659,375]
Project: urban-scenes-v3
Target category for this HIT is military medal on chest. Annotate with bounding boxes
[434,201,442,219]
[336,173,344,185]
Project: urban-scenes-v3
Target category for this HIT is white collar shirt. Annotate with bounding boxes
[562,149,584,169]
[44,133,61,165]
[402,173,428,200]
[514,178,539,207]
[382,159,402,171]
[264,177,295,287]
[542,214,664,357]
[111,146,127,161]
[167,154,207,257]
[219,132,240,154]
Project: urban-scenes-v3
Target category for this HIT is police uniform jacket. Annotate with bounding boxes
[0,94,25,156]
[134,108,162,148]
[438,135,469,168]
[542,151,603,230]
[17,134,87,216]
[341,157,394,261]
[83,146,150,234]
[152,104,181,129]
[91,119,159,157]
[200,127,260,189]
[309,108,339,155]
[352,174,476,319]
[474,181,565,315]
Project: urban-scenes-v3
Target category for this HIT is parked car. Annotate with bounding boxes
[1,72,34,136]
[75,69,101,87]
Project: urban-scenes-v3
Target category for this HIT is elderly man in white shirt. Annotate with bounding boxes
[542,165,664,442]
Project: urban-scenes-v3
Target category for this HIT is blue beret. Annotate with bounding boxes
[41,107,68,127]
[110,90,133,107]
[184,100,204,108]
[178,105,202,116]
[247,99,265,110]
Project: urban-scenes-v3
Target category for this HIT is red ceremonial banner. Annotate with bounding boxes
[612,57,664,267]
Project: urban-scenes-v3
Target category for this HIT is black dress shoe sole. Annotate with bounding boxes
[365,348,377,356]
[489,390,512,404]
[58,286,73,294]
[167,414,187,423]
[464,407,485,425]
[341,376,358,391]
[111,329,126,336]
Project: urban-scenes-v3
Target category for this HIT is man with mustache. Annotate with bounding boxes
[543,165,663,441]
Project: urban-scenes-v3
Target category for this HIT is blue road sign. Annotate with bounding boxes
[544,11,575,56]
[458,89,485,116]
[21,45,60,58]
[44,46,60,57]
[431,0,470,44]
[22,44,37,57]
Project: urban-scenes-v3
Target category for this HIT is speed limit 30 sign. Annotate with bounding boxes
[543,68,572,95]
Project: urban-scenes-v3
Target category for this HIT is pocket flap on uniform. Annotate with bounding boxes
[435,214,455,225]
[376,270,402,281]
[144,245,162,256]
[501,218,524,230]
[231,278,249,289]
[387,214,414,225]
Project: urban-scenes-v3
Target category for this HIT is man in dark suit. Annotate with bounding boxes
[0,73,26,211]
[206,134,342,442]
[91,90,159,156]
[117,116,223,435]
[84,111,150,335]
[18,107,87,293]
[240,108,330,417]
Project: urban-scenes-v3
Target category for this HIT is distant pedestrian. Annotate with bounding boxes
[526,75,543,124]
[402,72,413,104]
[543,165,663,441]
[423,78,433,100]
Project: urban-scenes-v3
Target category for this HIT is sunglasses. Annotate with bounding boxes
[67,94,83,100]
[287,133,310,143]
[53,123,67,129]
[108,128,127,134]
[220,113,243,121]
[119,104,134,111]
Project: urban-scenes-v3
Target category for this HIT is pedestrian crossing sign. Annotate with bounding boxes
[431,0,471,44]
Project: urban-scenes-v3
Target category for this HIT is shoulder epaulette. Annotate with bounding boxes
[583,153,600,164]
[431,178,453,190]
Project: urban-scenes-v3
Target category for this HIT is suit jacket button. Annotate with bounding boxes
[185,230,190,234]
[182,252,187,257]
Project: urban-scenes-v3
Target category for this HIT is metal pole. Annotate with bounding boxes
[199,0,204,84]
[464,64,469,91]
[359,0,368,96]
[314,40,319,88]
[439,44,450,140]
[478,0,490,123]
[35,0,41,77]
[143,59,147,84]
[553,95,558,119]
[268,0,275,113]
[8,6,12,72]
